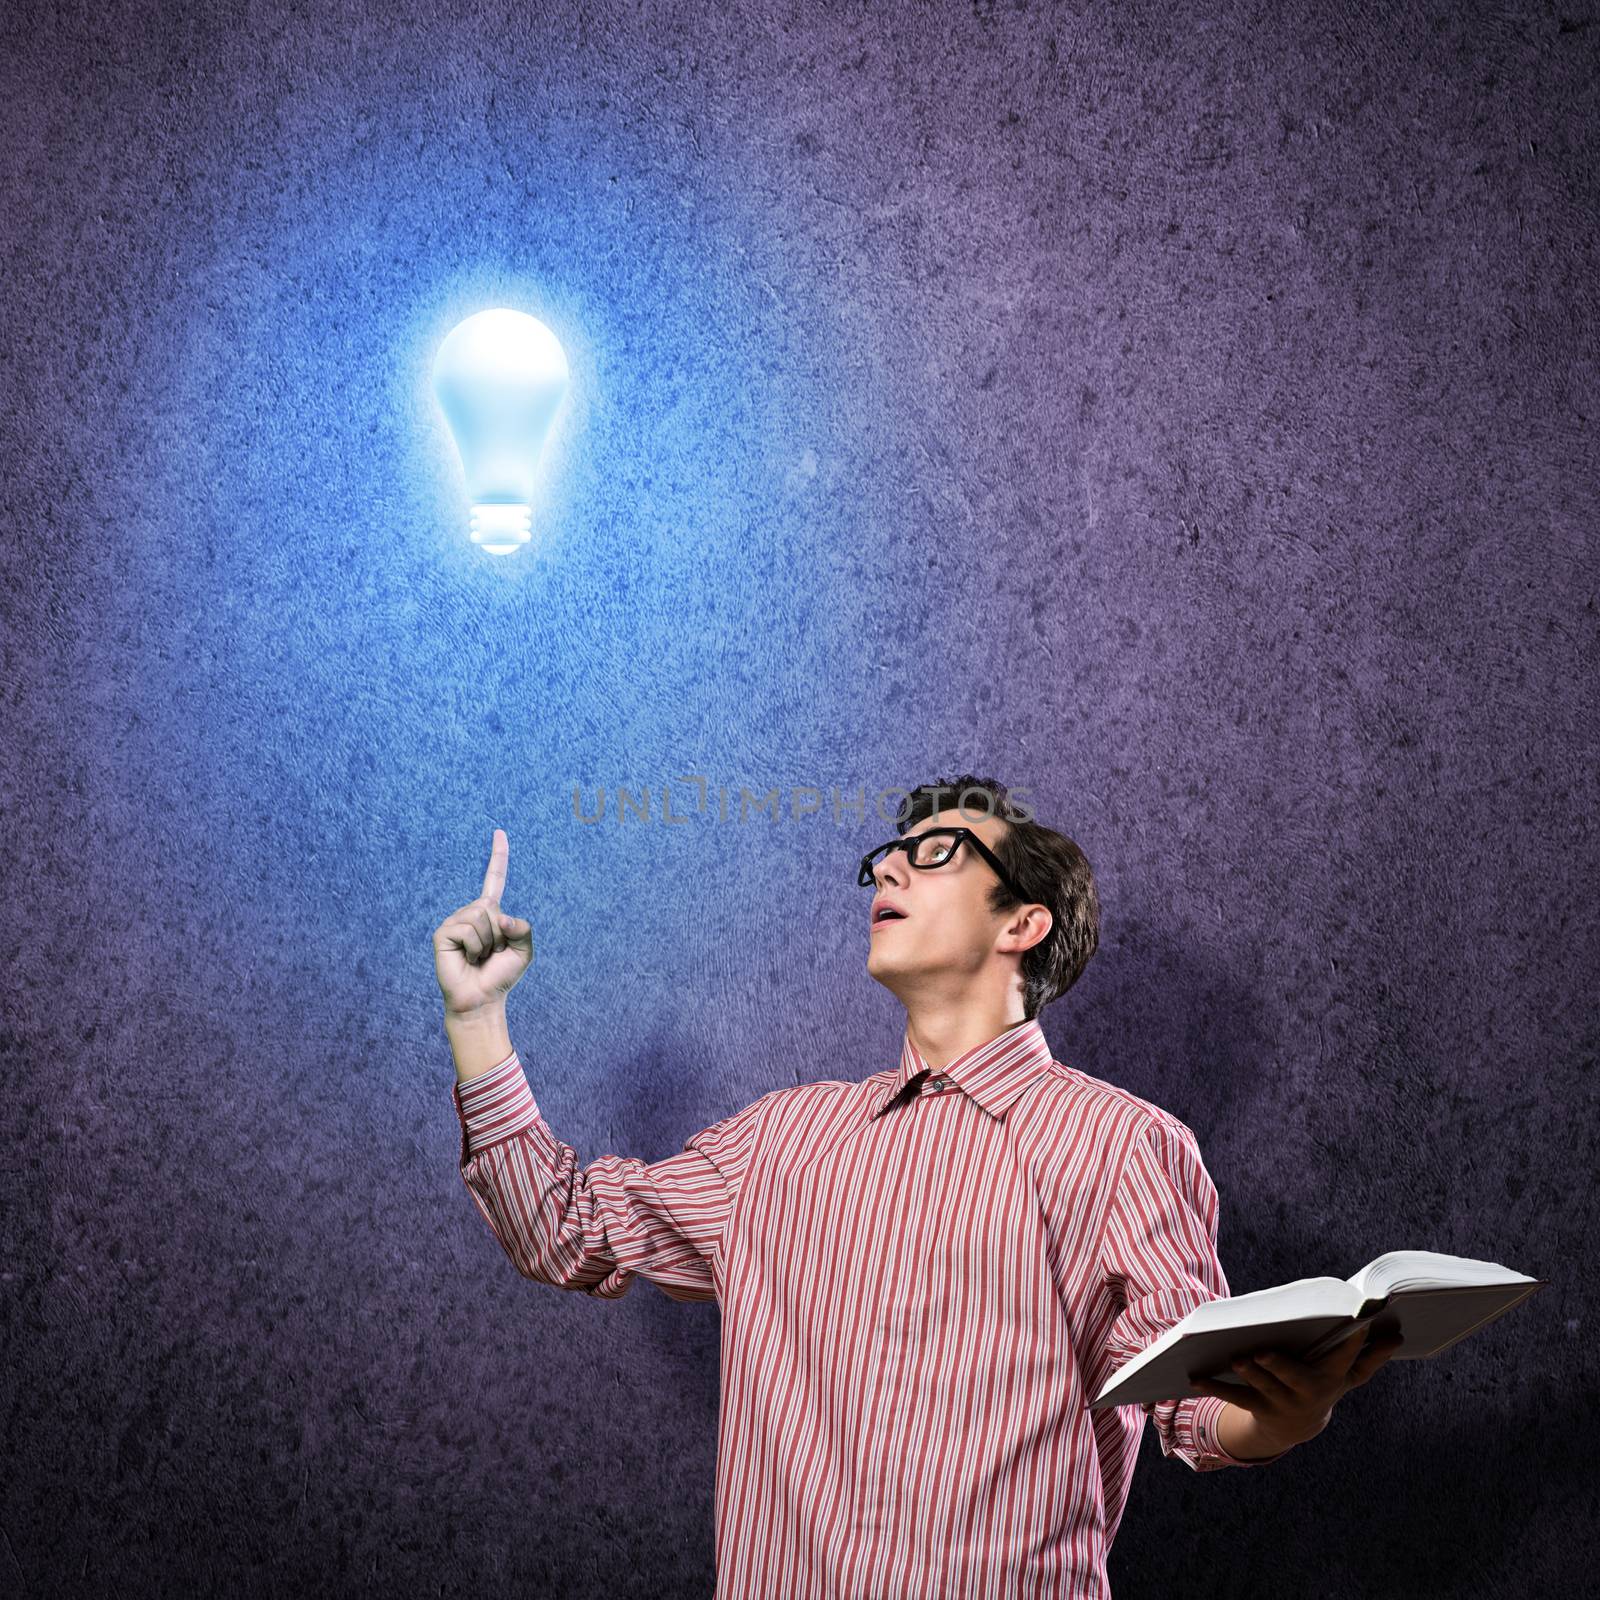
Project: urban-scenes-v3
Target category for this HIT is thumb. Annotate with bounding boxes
[499,913,529,934]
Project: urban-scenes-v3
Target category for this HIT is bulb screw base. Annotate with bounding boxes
[470,502,532,557]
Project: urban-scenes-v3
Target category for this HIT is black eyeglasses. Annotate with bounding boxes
[857,826,1032,905]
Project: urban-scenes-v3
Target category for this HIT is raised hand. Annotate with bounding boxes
[432,829,535,1017]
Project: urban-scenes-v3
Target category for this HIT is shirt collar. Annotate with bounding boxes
[871,1017,1056,1123]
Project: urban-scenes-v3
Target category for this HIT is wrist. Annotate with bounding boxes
[444,1006,512,1083]
[444,1003,508,1032]
[1215,1401,1301,1461]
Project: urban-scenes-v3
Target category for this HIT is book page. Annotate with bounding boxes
[1349,1250,1537,1303]
[1179,1275,1362,1333]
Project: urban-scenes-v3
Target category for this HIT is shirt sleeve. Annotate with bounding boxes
[1097,1115,1291,1472]
[451,1046,770,1302]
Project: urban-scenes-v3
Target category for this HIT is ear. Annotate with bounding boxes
[1001,905,1053,955]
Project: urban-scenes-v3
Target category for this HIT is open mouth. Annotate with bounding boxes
[872,907,908,926]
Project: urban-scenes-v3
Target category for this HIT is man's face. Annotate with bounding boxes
[864,806,1037,1002]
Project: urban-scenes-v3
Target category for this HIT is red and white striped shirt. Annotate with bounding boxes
[452,1015,1285,1597]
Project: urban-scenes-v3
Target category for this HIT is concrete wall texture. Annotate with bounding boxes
[3,0,1595,1595]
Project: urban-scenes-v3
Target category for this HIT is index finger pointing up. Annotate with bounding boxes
[481,828,508,906]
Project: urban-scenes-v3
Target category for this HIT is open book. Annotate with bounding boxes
[1088,1250,1546,1411]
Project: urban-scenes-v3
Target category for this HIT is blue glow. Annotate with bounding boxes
[432,308,570,555]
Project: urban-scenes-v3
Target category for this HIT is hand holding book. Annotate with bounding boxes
[1188,1324,1407,1455]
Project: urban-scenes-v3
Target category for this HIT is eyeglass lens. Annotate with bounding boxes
[864,831,962,878]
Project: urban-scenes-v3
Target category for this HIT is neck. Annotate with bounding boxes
[903,996,1031,1073]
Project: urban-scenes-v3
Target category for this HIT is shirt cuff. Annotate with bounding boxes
[1183,1393,1293,1469]
[451,1049,540,1165]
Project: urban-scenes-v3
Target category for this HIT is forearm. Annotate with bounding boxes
[446,1004,514,1084]
[447,1033,726,1301]
[1215,1399,1292,1462]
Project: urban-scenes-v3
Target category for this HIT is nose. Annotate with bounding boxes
[873,846,911,893]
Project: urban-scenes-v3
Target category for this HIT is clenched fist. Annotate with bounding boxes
[432,828,534,1017]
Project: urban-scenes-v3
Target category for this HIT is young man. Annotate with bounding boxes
[435,776,1400,1598]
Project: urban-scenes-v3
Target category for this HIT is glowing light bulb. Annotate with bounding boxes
[432,309,570,556]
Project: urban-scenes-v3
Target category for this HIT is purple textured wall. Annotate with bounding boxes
[3,1,1595,1595]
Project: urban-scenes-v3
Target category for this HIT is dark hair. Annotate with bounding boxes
[895,774,1099,1020]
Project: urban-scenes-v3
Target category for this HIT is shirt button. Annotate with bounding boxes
[927,1076,947,1092]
